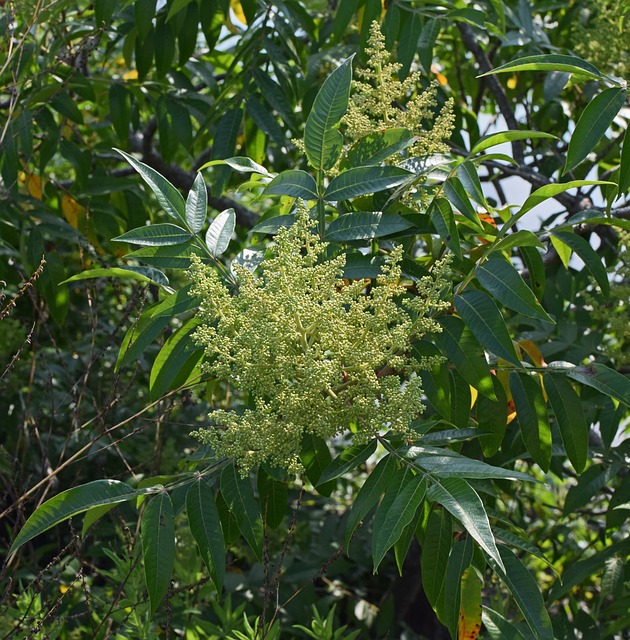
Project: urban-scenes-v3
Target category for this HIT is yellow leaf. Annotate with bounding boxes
[123,69,138,80]
[61,194,84,229]
[230,0,247,25]
[458,567,482,640]
[469,386,478,409]
[436,72,448,86]
[27,173,44,200]
[507,75,517,89]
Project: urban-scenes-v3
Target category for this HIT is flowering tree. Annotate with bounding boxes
[2,2,630,638]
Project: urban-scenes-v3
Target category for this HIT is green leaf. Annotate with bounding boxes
[115,148,186,223]
[220,463,263,560]
[9,480,139,554]
[482,607,526,640]
[494,528,554,569]
[372,474,426,571]
[251,215,294,235]
[564,87,627,174]
[480,54,603,81]
[325,212,414,241]
[438,537,474,636]
[324,166,412,201]
[416,455,537,482]
[149,317,204,400]
[304,56,354,172]
[564,211,630,232]
[346,128,415,167]
[454,290,520,367]
[619,130,630,196]
[520,246,546,301]
[345,454,397,549]
[199,156,268,175]
[487,546,554,640]
[186,172,208,233]
[477,375,508,457]
[142,491,175,616]
[564,362,630,406]
[469,130,557,156]
[301,434,335,497]
[257,469,288,529]
[114,223,192,247]
[428,198,462,259]
[491,230,544,253]
[458,160,487,208]
[317,440,377,486]
[444,176,483,229]
[82,504,118,536]
[458,566,483,640]
[125,244,203,270]
[421,509,452,607]
[509,372,551,472]
[211,108,243,195]
[206,208,235,257]
[476,256,555,323]
[544,374,588,473]
[427,477,504,571]
[550,230,610,297]
[62,267,170,289]
[434,316,495,399]
[563,462,621,516]
[186,478,225,592]
[265,170,318,200]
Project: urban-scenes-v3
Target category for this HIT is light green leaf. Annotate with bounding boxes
[149,317,203,400]
[479,54,603,81]
[251,215,294,235]
[416,455,537,482]
[345,454,397,550]
[476,256,555,323]
[326,212,414,241]
[510,371,551,472]
[317,440,377,486]
[114,223,192,246]
[544,374,588,473]
[206,208,235,257]
[427,477,504,571]
[199,156,269,175]
[304,56,354,172]
[429,198,462,259]
[186,478,225,592]
[186,172,207,233]
[564,87,627,174]
[421,509,452,607]
[265,170,318,199]
[324,166,412,201]
[454,290,520,367]
[469,130,557,156]
[346,128,415,167]
[549,233,572,269]
[220,463,263,560]
[62,267,170,289]
[487,546,554,640]
[565,362,630,406]
[491,230,544,253]
[82,504,117,536]
[9,480,139,554]
[115,148,186,223]
[551,230,610,297]
[142,492,175,616]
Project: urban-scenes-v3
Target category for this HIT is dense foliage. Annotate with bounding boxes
[1,1,629,638]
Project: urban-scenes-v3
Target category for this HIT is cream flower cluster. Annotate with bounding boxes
[189,210,450,474]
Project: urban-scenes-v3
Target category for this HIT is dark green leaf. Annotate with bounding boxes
[563,463,621,516]
[458,160,487,208]
[428,198,462,259]
[438,537,473,637]
[326,212,414,241]
[480,54,602,81]
[300,434,335,496]
[421,509,452,607]
[317,440,377,486]
[564,362,630,406]
[346,128,415,167]
[324,166,412,202]
[469,131,557,156]
[265,170,318,200]
[444,176,483,229]
[114,223,192,246]
[125,244,203,270]
[416,455,536,482]
[257,469,288,529]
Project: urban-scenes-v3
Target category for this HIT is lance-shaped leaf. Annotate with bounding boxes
[346,128,415,167]
[544,374,588,473]
[301,434,335,496]
[115,148,186,223]
[62,267,170,289]
[437,537,474,636]
[186,172,208,233]
[186,478,225,592]
[429,198,462,259]
[220,463,263,560]
[520,246,546,301]
[142,491,175,616]
[125,244,202,270]
[345,454,397,549]
[416,456,537,482]
[199,156,268,175]
[326,212,414,241]
[114,223,192,246]
[469,130,557,156]
[458,565,483,640]
[421,509,453,607]
[476,257,554,323]
[372,470,424,571]
[458,160,488,208]
[619,130,630,196]
[454,290,520,367]
[491,230,544,253]
[9,480,139,555]
[304,56,354,172]
[265,170,318,200]
[323,166,412,201]
[257,469,288,529]
[487,546,554,640]
[550,230,610,297]
[479,54,602,81]
[427,477,504,571]
[317,440,377,486]
[444,176,483,229]
[563,462,621,516]
[564,87,627,175]
[206,208,235,257]
[477,376,508,457]
[482,607,526,640]
[562,362,630,406]
[509,372,551,471]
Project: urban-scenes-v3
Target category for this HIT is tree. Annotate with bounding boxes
[1,1,629,638]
